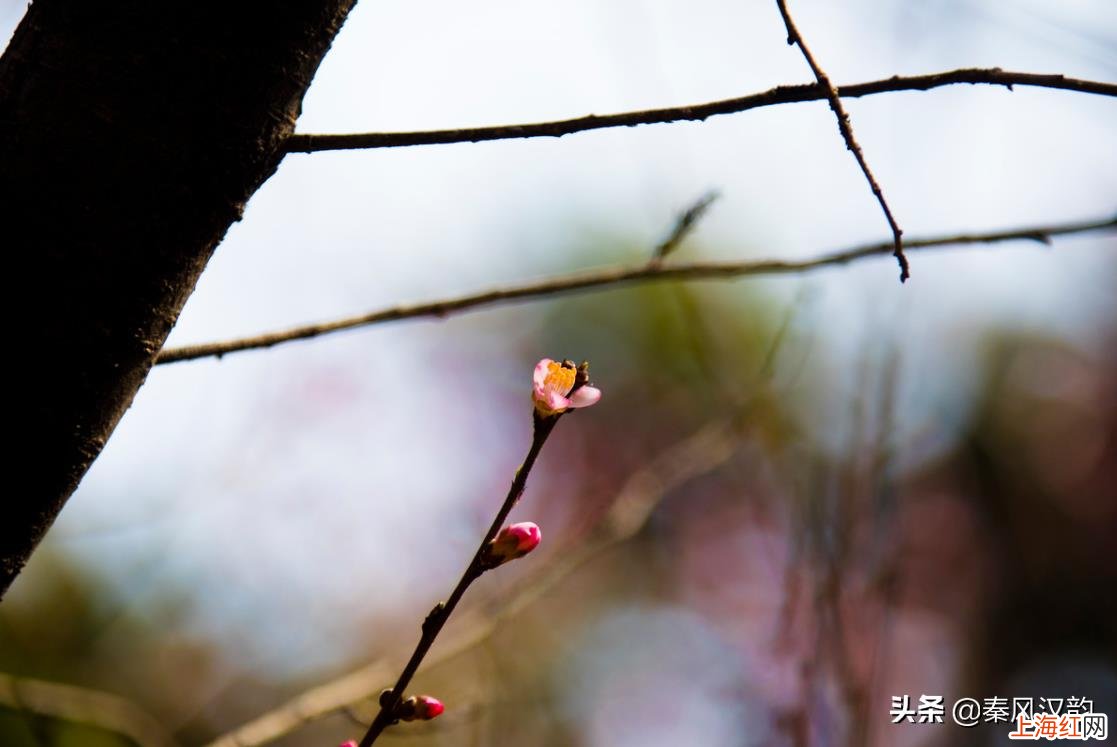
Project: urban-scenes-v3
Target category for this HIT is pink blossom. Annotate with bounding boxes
[532,358,601,417]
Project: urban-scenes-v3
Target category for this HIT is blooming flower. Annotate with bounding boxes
[532,358,601,417]
[484,522,542,568]
[398,695,445,721]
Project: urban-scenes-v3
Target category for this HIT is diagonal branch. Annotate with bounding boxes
[357,410,564,745]
[282,68,1117,154]
[0,672,178,747]
[774,0,908,281]
[155,213,1117,365]
[651,190,720,263]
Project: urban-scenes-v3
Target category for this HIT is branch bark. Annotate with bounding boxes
[1,1,358,595]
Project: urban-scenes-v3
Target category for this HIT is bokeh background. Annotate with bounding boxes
[2,1,1115,745]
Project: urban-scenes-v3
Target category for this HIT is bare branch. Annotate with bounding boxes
[356,406,572,744]
[774,0,908,281]
[283,69,1117,154]
[0,672,178,747]
[156,214,1117,365]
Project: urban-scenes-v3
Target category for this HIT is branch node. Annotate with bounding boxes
[422,603,446,633]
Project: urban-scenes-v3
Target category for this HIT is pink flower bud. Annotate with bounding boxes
[397,694,444,721]
[338,741,358,747]
[416,695,444,719]
[483,522,542,568]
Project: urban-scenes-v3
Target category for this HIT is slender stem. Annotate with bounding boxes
[358,415,558,746]
[282,68,1117,154]
[155,213,1117,365]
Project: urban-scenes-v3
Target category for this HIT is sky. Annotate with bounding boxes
[4,0,1115,706]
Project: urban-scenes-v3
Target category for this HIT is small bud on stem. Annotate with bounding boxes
[396,695,444,722]
[480,522,542,569]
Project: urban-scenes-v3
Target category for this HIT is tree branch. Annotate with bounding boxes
[774,0,908,281]
[282,68,1117,154]
[156,214,1117,365]
[356,412,562,745]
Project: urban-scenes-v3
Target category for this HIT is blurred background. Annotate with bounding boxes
[2,0,1115,745]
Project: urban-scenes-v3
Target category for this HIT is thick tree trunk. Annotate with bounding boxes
[1,1,357,595]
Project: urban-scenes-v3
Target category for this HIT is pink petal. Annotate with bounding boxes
[507,521,542,552]
[545,390,570,412]
[533,358,554,389]
[568,385,601,408]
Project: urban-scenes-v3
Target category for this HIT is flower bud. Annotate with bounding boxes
[397,694,444,721]
[482,522,541,568]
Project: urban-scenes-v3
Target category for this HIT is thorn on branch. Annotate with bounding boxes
[422,603,446,634]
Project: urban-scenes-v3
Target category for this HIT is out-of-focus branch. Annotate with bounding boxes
[156,213,1117,365]
[282,69,1117,154]
[774,0,908,281]
[650,190,720,263]
[205,417,749,747]
[0,672,178,747]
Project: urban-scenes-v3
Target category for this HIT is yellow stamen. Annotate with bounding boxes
[544,361,576,394]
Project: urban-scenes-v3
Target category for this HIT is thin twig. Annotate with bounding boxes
[0,672,179,747]
[774,0,908,281]
[282,69,1117,154]
[156,213,1117,365]
[650,190,720,263]
[357,415,560,745]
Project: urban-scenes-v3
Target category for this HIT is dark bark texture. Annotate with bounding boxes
[1,0,357,595]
